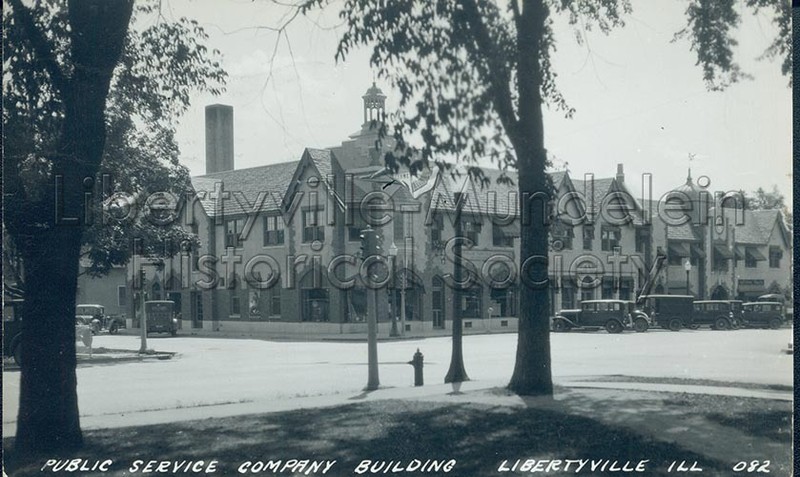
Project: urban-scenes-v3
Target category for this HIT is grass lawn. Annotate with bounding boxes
[3,387,791,477]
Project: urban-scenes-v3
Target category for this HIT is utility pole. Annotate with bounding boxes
[445,191,469,383]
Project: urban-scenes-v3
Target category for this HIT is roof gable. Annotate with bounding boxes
[190,160,299,218]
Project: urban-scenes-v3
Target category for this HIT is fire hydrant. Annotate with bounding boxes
[408,348,424,386]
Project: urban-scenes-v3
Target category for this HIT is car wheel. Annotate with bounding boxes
[109,322,119,335]
[714,317,729,331]
[170,329,177,337]
[668,318,682,332]
[769,318,782,330]
[553,320,567,332]
[605,320,623,334]
[633,317,649,333]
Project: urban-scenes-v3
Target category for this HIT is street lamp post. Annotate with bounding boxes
[684,258,692,296]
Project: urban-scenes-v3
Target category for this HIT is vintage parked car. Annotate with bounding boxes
[692,300,740,330]
[145,300,178,336]
[552,299,650,334]
[757,294,792,320]
[741,302,785,329]
[638,295,693,331]
[75,304,126,334]
[76,304,104,334]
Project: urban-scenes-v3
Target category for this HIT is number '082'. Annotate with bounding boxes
[732,461,770,473]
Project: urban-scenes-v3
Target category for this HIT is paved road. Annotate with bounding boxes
[2,328,792,435]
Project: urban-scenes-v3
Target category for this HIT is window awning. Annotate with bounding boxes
[746,247,767,261]
[690,243,706,258]
[668,242,691,257]
[734,246,746,259]
[713,244,734,259]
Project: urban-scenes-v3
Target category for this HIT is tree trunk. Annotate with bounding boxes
[507,0,553,396]
[16,230,84,452]
[444,192,469,383]
[10,0,134,454]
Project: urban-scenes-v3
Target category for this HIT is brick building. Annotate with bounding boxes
[118,85,791,334]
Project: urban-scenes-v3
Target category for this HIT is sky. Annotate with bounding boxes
[154,0,792,206]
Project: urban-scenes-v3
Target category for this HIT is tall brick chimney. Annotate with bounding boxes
[616,163,624,184]
[205,104,234,174]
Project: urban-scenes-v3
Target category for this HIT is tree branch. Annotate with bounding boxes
[8,0,71,97]
[457,0,520,144]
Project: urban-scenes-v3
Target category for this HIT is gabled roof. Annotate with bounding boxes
[283,148,346,211]
[734,209,790,246]
[190,161,300,217]
[429,165,518,217]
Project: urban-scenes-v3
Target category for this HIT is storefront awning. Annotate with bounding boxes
[713,244,734,259]
[745,247,767,261]
[690,243,706,258]
[668,242,691,257]
[734,246,746,259]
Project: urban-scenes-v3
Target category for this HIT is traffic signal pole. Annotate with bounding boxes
[361,226,381,390]
[138,269,148,354]
[366,286,380,390]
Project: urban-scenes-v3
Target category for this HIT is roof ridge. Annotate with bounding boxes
[192,160,300,178]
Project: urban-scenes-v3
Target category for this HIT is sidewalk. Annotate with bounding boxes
[33,374,793,432]
[3,378,791,477]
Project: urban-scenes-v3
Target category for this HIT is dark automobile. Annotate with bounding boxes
[3,299,23,365]
[757,294,792,320]
[145,300,178,336]
[742,302,785,329]
[639,295,693,331]
[692,300,739,330]
[552,299,650,334]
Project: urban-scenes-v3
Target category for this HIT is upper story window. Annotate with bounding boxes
[583,225,594,250]
[600,225,621,251]
[635,227,649,254]
[430,214,444,245]
[348,214,368,242]
[712,248,729,272]
[551,222,573,250]
[463,218,482,246]
[263,216,285,246]
[393,211,405,241]
[769,246,782,268]
[302,209,324,243]
[492,224,516,248]
[225,218,245,248]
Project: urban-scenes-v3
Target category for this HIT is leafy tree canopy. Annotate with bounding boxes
[3,0,227,279]
[326,0,790,182]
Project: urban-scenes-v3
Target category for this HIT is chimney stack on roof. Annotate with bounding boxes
[205,104,234,174]
[616,163,624,184]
